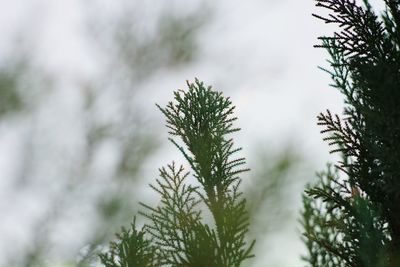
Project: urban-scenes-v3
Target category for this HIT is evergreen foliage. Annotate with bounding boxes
[302,0,400,266]
[100,79,255,267]
[99,218,158,267]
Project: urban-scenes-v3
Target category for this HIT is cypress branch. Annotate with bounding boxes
[100,79,254,267]
[302,1,400,266]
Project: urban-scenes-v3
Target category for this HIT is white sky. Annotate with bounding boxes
[0,0,387,266]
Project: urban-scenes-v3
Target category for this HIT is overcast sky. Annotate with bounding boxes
[0,0,387,266]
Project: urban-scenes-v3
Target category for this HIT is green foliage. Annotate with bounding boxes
[0,64,24,115]
[100,79,255,267]
[106,11,207,82]
[247,148,301,234]
[99,218,158,267]
[302,165,389,267]
[302,0,400,266]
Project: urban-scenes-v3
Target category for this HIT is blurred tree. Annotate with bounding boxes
[0,2,209,267]
[0,2,311,267]
[302,0,400,266]
[244,147,306,267]
[0,65,23,115]
[247,147,301,234]
[76,6,209,266]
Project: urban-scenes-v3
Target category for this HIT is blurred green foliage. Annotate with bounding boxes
[1,2,310,267]
[0,63,24,115]
[76,10,210,267]
[2,3,210,267]
[246,147,301,234]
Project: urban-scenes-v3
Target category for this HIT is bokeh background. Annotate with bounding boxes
[0,0,386,266]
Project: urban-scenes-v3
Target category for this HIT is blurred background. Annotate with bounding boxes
[0,0,385,266]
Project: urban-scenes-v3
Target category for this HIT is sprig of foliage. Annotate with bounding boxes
[302,166,390,267]
[100,79,254,267]
[302,0,400,266]
[99,218,158,267]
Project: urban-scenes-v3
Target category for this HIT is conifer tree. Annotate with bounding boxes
[302,0,400,266]
[100,79,255,267]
